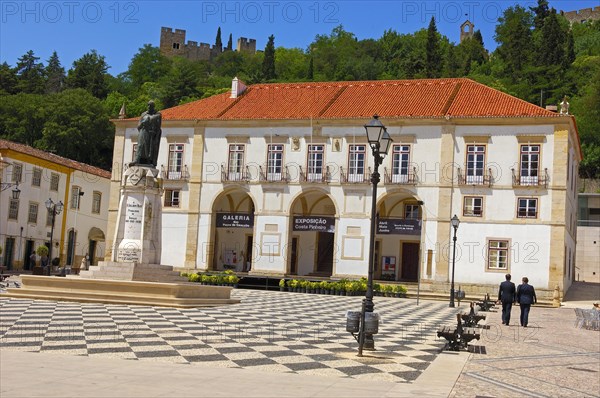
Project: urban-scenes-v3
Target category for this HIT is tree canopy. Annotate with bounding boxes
[0,14,599,178]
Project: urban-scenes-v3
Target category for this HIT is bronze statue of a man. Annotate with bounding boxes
[135,101,162,167]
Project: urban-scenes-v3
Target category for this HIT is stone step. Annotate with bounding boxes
[0,275,239,308]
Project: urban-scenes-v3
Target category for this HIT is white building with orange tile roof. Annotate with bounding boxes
[0,140,111,270]
[110,77,581,299]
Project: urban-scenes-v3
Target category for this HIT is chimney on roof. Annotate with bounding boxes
[230,77,247,99]
[119,103,127,119]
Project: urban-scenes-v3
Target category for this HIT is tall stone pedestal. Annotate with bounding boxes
[113,165,162,264]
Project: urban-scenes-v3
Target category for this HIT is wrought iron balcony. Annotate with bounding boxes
[299,165,330,184]
[511,168,549,188]
[221,164,250,183]
[383,167,418,185]
[340,166,372,184]
[457,167,493,187]
[259,165,289,183]
[161,165,189,181]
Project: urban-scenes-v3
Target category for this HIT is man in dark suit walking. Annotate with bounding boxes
[517,276,537,327]
[498,273,516,326]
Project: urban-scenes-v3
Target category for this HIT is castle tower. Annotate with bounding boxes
[160,27,187,57]
[237,37,257,54]
[460,20,475,43]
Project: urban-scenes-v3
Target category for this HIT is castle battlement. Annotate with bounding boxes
[186,41,211,49]
[561,7,600,24]
[160,26,256,61]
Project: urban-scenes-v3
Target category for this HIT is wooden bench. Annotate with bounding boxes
[437,314,481,351]
[461,302,487,327]
[476,293,496,312]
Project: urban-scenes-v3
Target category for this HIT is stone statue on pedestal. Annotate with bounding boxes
[134,101,162,167]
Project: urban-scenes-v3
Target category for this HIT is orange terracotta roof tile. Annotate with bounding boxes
[0,140,111,179]
[221,83,344,120]
[446,79,558,117]
[160,92,234,120]
[154,78,563,121]
[320,80,459,118]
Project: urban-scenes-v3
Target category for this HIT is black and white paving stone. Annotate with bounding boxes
[0,290,457,382]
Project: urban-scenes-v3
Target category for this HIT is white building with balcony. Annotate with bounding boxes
[0,140,111,270]
[109,78,581,298]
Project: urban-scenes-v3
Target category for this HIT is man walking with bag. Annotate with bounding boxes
[517,276,537,327]
[498,273,516,326]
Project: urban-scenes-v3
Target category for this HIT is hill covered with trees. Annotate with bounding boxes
[0,1,598,177]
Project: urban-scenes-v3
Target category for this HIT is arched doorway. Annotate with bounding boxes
[211,189,255,272]
[375,191,423,282]
[288,190,337,277]
[88,227,105,266]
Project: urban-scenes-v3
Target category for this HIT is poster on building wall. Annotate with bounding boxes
[381,256,396,279]
[377,218,421,235]
[216,213,254,228]
[292,216,335,232]
[223,249,237,267]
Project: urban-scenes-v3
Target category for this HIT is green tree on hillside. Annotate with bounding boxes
[15,50,45,94]
[125,44,172,90]
[226,33,233,51]
[262,35,276,81]
[425,17,442,78]
[0,63,18,95]
[45,51,65,94]
[215,27,223,52]
[160,57,207,107]
[530,0,550,30]
[0,93,46,146]
[38,89,114,169]
[275,47,308,81]
[538,9,567,66]
[66,50,110,98]
[495,5,533,78]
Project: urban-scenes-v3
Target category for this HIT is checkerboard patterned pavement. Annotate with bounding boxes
[0,290,457,382]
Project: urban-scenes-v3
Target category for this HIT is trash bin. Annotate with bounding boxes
[346,311,361,333]
[364,312,380,334]
[456,290,465,300]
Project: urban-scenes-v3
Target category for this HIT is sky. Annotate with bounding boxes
[1,0,598,75]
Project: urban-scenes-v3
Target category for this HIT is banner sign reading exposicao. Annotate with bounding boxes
[293,216,335,232]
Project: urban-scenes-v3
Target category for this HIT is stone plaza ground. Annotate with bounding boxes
[1,288,599,397]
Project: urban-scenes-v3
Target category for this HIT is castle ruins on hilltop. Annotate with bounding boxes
[160,27,256,61]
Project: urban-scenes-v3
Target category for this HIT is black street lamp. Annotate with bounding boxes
[1,156,22,199]
[359,115,392,356]
[449,214,460,308]
[45,198,64,270]
[1,182,21,199]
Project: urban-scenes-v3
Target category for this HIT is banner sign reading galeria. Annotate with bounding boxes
[377,218,421,235]
[293,216,335,232]
[215,213,254,228]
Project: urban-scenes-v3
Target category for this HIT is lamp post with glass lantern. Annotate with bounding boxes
[358,115,393,357]
[45,198,63,272]
[0,156,21,199]
[0,183,21,199]
[449,214,460,308]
